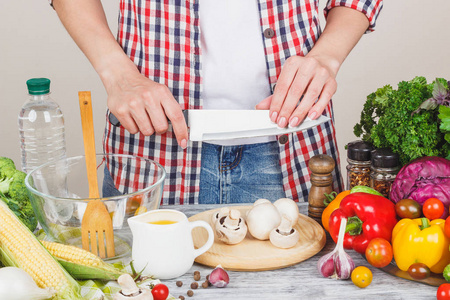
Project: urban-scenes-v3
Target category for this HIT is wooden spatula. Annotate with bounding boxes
[79,91,115,258]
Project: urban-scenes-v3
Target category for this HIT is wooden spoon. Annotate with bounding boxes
[79,91,115,258]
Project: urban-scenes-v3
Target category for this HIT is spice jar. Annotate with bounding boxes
[370,148,400,199]
[346,141,373,190]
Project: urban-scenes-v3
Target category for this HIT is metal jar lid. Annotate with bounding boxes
[346,140,374,161]
[371,148,399,168]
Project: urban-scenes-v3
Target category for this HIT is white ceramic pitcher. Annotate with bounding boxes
[128,209,214,279]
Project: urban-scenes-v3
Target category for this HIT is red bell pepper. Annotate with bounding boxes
[328,192,398,254]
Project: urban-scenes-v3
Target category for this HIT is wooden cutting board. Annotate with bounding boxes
[189,206,326,271]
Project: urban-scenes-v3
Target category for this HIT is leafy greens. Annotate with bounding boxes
[354,76,450,165]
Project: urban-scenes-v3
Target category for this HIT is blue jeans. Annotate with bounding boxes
[198,141,285,204]
[103,141,286,203]
[102,166,122,197]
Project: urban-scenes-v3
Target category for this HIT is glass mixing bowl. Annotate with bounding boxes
[25,154,166,261]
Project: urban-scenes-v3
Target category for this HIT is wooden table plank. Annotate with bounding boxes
[161,204,438,300]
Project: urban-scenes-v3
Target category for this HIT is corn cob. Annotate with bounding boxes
[42,240,127,281]
[0,199,82,300]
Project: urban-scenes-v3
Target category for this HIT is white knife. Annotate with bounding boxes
[108,110,330,141]
[185,110,330,141]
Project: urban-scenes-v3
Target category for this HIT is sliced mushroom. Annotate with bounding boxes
[269,214,300,249]
[113,274,153,300]
[215,209,247,245]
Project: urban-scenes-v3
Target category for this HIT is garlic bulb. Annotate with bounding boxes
[317,218,355,279]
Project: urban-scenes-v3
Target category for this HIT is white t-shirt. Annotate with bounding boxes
[199,0,275,145]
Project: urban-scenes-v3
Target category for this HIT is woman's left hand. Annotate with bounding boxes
[256,54,338,127]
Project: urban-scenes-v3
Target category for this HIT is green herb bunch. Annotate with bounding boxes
[354,76,450,165]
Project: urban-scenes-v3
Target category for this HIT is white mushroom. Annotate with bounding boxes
[211,207,230,226]
[273,198,299,226]
[113,274,153,300]
[215,209,247,245]
[246,199,271,217]
[269,214,300,249]
[246,201,281,240]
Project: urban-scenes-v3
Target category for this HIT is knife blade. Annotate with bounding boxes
[187,110,330,141]
[108,110,331,142]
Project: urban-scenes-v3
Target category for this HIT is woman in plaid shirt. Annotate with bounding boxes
[51,0,382,205]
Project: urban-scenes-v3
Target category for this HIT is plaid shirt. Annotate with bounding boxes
[104,0,383,205]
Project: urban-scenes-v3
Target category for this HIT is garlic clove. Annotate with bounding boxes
[208,265,229,288]
[317,251,336,278]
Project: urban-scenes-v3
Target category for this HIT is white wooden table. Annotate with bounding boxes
[160,203,439,300]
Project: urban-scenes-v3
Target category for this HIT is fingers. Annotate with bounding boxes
[255,95,272,110]
[107,78,188,149]
[308,79,337,120]
[162,97,189,149]
[269,56,337,127]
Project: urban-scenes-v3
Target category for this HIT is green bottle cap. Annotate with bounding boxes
[26,78,51,95]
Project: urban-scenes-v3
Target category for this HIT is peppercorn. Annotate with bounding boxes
[179,296,185,300]
[194,270,200,276]
[176,281,183,287]
[194,273,201,281]
[187,290,194,297]
[202,281,209,289]
[191,282,198,289]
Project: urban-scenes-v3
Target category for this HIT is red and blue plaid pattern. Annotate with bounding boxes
[104,0,383,205]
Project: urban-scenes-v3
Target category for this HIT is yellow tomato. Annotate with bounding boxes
[351,266,373,288]
[321,190,350,232]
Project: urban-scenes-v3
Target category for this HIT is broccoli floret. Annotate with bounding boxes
[0,157,16,179]
[0,176,13,194]
[0,157,37,232]
[0,192,37,232]
[8,171,28,202]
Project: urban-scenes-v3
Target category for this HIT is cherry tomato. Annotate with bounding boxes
[351,266,373,288]
[445,217,450,239]
[423,198,445,220]
[151,283,169,300]
[365,238,393,268]
[407,262,431,280]
[395,199,422,219]
[437,283,450,300]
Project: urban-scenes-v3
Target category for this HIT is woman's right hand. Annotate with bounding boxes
[103,66,188,149]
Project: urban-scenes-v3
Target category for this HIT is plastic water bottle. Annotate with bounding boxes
[18,78,66,173]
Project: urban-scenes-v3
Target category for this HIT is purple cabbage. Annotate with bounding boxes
[390,156,450,206]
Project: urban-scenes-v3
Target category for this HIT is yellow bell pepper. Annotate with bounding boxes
[392,218,450,273]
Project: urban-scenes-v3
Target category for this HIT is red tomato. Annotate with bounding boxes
[365,238,393,268]
[445,217,450,239]
[437,283,450,300]
[151,283,169,300]
[423,198,445,220]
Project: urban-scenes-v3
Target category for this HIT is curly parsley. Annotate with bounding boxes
[354,76,450,165]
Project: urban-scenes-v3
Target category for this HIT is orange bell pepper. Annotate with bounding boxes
[321,190,350,232]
